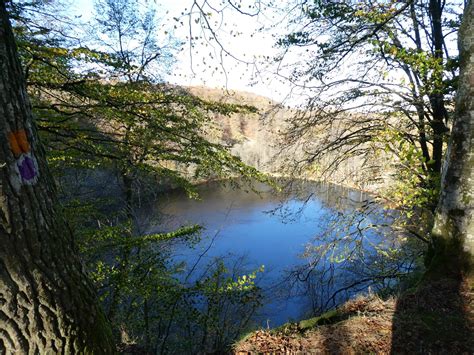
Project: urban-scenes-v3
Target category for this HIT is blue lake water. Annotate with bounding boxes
[143,180,377,327]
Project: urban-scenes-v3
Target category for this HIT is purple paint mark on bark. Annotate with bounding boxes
[17,155,37,181]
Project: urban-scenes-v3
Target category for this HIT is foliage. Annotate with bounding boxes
[8,1,271,352]
[276,0,463,211]
[255,2,466,309]
[11,0,269,200]
[288,198,426,316]
[376,126,441,212]
[72,206,264,353]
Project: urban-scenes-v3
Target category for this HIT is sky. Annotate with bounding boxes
[62,0,463,106]
[68,0,290,102]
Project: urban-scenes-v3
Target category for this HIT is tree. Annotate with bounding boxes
[429,0,473,272]
[276,0,463,210]
[11,0,266,204]
[0,1,113,352]
[92,0,176,83]
[4,1,271,351]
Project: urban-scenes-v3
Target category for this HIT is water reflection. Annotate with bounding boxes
[140,180,397,327]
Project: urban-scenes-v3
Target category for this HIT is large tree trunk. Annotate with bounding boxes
[0,1,113,353]
[430,0,474,271]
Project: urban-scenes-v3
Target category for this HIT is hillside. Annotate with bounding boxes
[187,86,392,191]
[187,86,289,175]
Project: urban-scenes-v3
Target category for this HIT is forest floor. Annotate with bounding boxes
[234,275,474,354]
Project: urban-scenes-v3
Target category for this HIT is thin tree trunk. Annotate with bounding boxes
[0,2,113,352]
[430,0,474,271]
[429,0,449,174]
[122,171,134,220]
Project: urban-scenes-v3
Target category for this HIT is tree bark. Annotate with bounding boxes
[430,0,474,270]
[428,0,449,175]
[0,1,113,353]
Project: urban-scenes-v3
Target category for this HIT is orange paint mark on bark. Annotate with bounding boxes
[15,130,30,153]
[8,130,30,157]
[8,132,21,157]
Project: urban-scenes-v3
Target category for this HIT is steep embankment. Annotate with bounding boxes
[234,277,474,354]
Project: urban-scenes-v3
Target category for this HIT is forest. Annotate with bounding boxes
[0,0,473,354]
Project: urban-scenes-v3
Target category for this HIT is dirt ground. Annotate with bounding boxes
[234,276,474,354]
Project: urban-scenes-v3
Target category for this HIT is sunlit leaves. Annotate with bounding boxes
[376,127,441,212]
[13,3,270,198]
[276,0,460,213]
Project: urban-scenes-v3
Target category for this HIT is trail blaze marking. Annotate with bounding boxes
[8,130,30,156]
[8,129,39,185]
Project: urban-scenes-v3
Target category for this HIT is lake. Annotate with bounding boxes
[141,180,385,327]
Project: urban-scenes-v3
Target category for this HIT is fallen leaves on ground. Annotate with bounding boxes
[234,276,474,354]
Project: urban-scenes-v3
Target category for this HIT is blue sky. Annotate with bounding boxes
[68,0,287,101]
[65,0,464,106]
